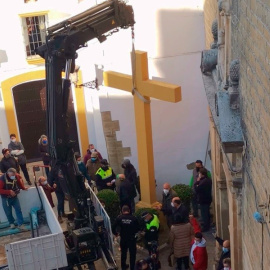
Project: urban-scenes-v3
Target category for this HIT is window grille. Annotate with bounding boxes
[23,16,46,58]
[24,0,37,3]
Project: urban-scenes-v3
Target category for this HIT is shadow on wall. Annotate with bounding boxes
[155,8,205,58]
[0,50,8,66]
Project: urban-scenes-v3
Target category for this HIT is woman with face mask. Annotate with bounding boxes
[38,135,50,178]
[169,214,194,270]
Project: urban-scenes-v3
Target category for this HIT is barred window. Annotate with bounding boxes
[22,16,46,58]
[24,0,38,3]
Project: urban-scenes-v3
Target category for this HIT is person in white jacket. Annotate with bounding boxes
[8,134,32,185]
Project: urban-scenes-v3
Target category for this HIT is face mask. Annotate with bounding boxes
[163,189,169,195]
[195,240,200,245]
[144,219,148,222]
[223,268,229,270]
[102,166,108,171]
[11,139,16,143]
[42,181,48,185]
[77,161,82,165]
[9,175,15,180]
[171,202,174,207]
[91,158,97,162]
[5,154,11,158]
[90,149,95,153]
[42,140,47,144]
[222,247,229,253]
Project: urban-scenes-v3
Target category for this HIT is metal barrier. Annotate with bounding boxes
[89,187,115,256]
[29,165,115,255]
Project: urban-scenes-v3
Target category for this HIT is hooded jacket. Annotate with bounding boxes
[190,238,208,270]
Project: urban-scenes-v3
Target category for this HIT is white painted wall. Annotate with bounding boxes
[76,0,209,199]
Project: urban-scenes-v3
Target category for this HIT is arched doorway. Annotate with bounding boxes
[12,80,79,162]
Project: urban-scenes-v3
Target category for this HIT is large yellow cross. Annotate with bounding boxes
[104,50,181,207]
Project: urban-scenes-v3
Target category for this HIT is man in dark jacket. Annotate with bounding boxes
[95,159,116,191]
[113,205,140,270]
[194,168,212,232]
[1,148,19,174]
[189,160,211,217]
[38,135,50,177]
[155,183,177,228]
[8,133,31,185]
[160,197,189,225]
[118,174,136,213]
[122,159,140,200]
[213,234,230,270]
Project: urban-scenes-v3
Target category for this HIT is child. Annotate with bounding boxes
[222,258,231,270]
[38,176,56,208]
[190,232,208,270]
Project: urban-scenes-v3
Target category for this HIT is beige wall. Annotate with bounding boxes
[203,0,218,48]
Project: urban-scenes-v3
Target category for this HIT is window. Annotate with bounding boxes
[24,0,37,3]
[22,15,46,58]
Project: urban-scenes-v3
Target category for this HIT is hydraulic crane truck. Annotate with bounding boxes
[35,1,135,269]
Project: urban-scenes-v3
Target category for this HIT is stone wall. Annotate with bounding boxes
[230,0,270,268]
[203,0,218,48]
[203,0,270,268]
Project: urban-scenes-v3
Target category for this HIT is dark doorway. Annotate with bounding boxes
[12,80,79,162]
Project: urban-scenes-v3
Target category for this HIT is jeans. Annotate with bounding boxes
[200,203,211,230]
[120,239,137,270]
[20,163,30,182]
[55,191,65,216]
[176,256,189,270]
[1,196,24,226]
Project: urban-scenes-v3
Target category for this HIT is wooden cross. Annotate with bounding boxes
[104,50,181,207]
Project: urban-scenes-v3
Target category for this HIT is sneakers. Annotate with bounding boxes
[18,224,28,231]
[27,181,32,186]
[58,216,63,224]
[10,224,16,229]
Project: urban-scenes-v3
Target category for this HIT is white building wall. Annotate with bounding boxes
[76,0,209,198]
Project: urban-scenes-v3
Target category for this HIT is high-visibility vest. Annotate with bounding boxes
[96,167,113,180]
[146,214,159,231]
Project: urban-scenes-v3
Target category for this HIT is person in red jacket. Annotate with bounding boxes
[190,232,208,270]
[0,168,28,230]
[38,176,56,208]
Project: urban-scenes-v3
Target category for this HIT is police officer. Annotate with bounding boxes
[112,205,140,270]
[141,211,160,254]
[95,159,116,191]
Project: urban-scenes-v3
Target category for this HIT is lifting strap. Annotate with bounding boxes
[131,26,150,104]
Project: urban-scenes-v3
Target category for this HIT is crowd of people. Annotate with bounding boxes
[0,135,232,270]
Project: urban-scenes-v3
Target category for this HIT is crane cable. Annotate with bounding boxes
[130,26,150,104]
